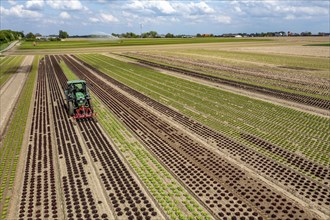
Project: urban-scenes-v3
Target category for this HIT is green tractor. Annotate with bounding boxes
[64,80,95,119]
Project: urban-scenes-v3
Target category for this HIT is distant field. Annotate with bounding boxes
[19,37,270,49]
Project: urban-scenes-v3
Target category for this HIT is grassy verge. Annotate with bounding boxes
[60,60,212,219]
[77,54,330,169]
[19,38,270,50]
[0,42,11,51]
[304,43,330,46]
[0,55,38,219]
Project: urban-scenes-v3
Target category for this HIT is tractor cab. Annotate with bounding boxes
[64,80,95,119]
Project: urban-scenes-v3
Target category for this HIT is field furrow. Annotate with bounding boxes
[61,54,323,219]
[50,55,164,219]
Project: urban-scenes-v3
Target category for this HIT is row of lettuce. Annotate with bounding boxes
[76,54,329,171]
[61,60,212,219]
[123,51,330,101]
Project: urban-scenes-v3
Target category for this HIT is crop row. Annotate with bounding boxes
[0,56,38,219]
[0,56,25,87]
[123,51,330,100]
[58,57,211,219]
[77,54,330,168]
[63,54,320,219]
[92,93,211,219]
[55,55,163,219]
[73,54,330,213]
[18,56,62,219]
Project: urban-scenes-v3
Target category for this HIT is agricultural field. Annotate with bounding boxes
[19,38,269,50]
[0,38,329,220]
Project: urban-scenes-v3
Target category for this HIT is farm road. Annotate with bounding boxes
[0,55,33,136]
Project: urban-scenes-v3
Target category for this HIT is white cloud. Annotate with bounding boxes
[59,11,71,19]
[232,1,328,18]
[0,5,42,18]
[100,13,118,22]
[127,0,145,10]
[46,0,87,11]
[213,15,232,24]
[8,0,16,5]
[193,2,215,14]
[89,17,99,23]
[125,1,215,16]
[126,0,175,14]
[151,1,175,14]
[285,15,295,20]
[26,0,44,10]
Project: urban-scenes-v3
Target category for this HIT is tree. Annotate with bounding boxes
[59,30,69,39]
[165,33,174,38]
[25,32,35,39]
[196,33,201,37]
[149,31,158,38]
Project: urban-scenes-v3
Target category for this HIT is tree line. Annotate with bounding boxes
[0,30,24,45]
[111,31,178,38]
[0,29,70,44]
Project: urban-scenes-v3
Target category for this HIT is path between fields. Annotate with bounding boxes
[0,55,34,136]
[0,41,19,53]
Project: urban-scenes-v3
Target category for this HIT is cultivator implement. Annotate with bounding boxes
[73,106,95,119]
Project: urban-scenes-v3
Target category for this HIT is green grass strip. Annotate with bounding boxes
[304,43,330,47]
[19,38,270,50]
[0,55,39,219]
[59,59,76,80]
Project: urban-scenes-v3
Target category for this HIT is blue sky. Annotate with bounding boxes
[1,0,329,35]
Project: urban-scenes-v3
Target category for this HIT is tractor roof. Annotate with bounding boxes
[67,80,86,85]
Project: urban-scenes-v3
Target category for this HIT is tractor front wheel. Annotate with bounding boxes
[68,102,74,116]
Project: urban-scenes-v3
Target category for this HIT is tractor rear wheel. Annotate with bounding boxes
[68,102,74,116]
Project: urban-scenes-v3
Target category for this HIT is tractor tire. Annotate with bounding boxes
[68,102,74,116]
[89,100,94,112]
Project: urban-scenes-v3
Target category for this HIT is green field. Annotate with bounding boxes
[19,38,270,49]
[123,50,330,100]
[78,54,330,171]
[60,58,211,219]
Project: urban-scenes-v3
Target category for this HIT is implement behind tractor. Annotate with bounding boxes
[64,80,95,119]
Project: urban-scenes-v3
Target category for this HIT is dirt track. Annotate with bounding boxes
[0,55,33,136]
